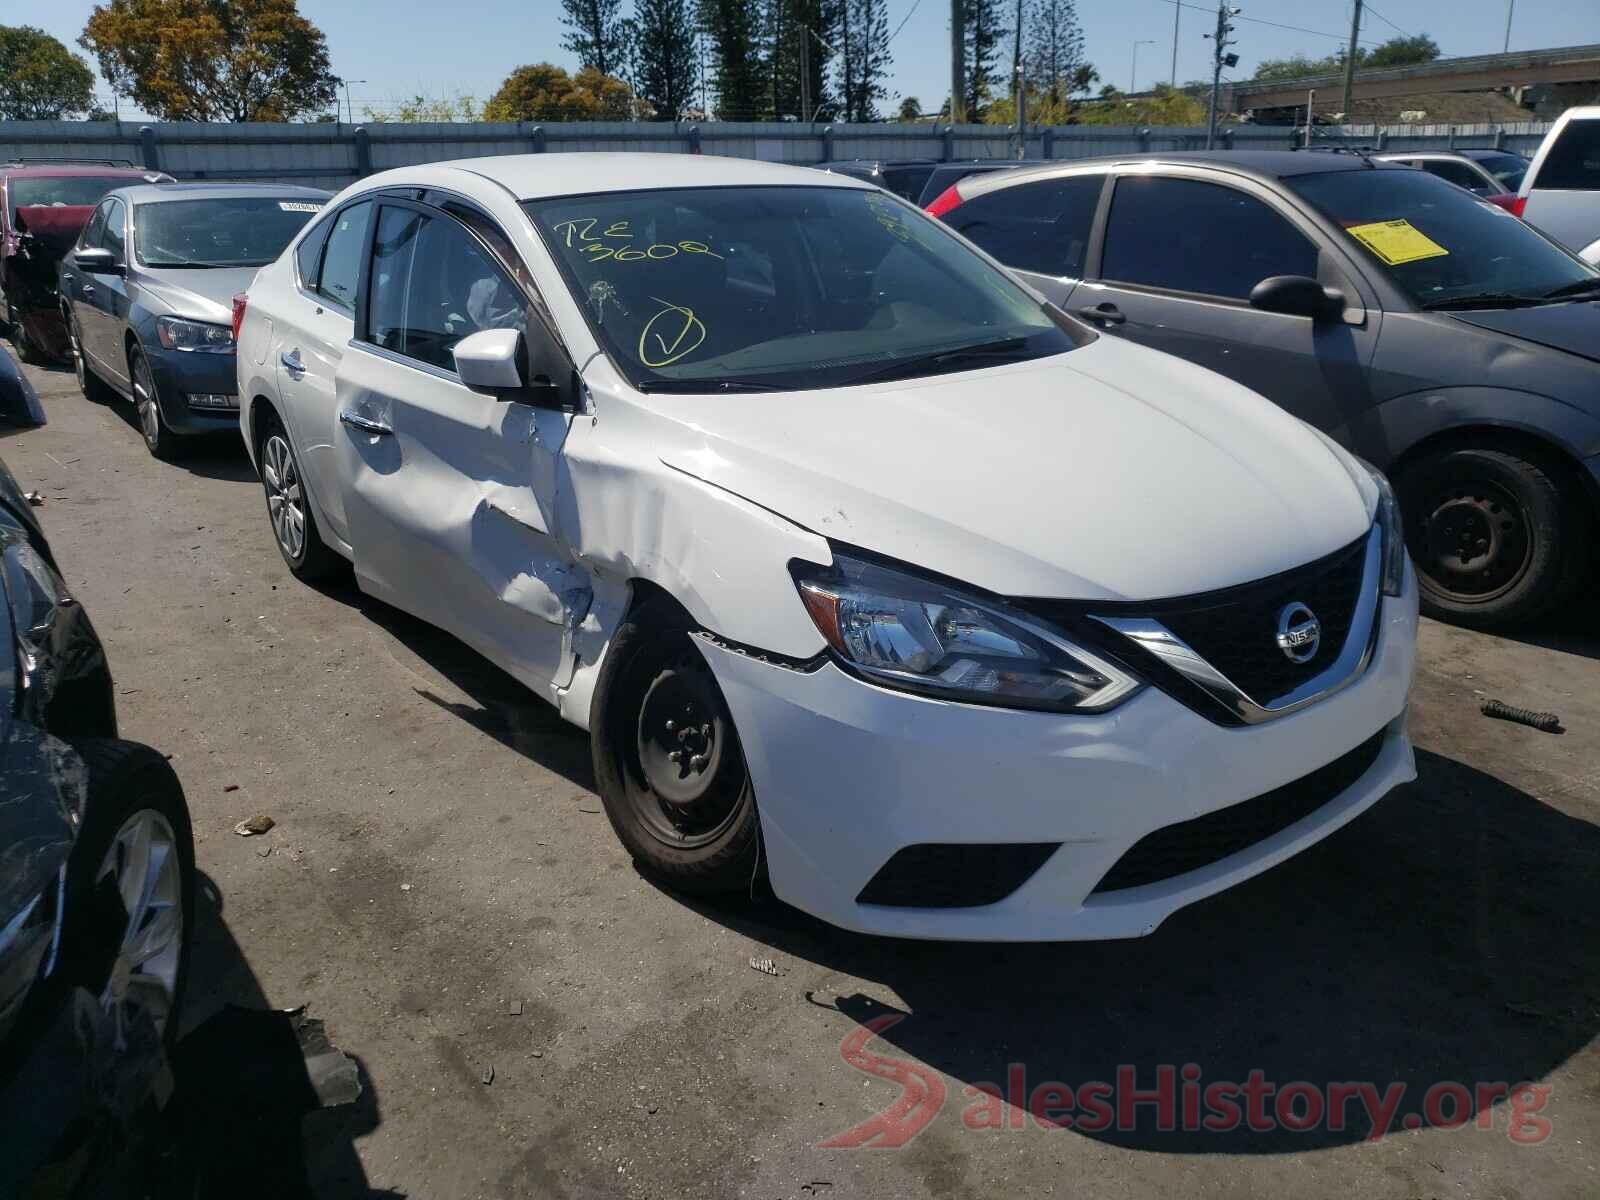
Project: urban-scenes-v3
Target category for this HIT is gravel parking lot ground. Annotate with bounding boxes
[4,343,1598,1199]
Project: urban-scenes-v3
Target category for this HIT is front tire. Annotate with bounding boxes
[591,598,761,894]
[57,739,196,1051]
[129,346,184,460]
[256,409,342,581]
[1397,445,1589,629]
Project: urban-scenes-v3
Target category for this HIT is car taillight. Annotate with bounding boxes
[1486,194,1528,218]
[925,185,963,219]
[231,293,248,341]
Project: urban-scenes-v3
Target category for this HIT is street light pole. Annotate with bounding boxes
[1132,39,1155,93]
[1170,2,1181,86]
[342,79,366,125]
[1503,0,1515,53]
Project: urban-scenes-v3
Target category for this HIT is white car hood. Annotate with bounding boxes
[652,336,1375,602]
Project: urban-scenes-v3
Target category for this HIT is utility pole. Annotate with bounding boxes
[951,0,967,123]
[1503,0,1515,53]
[1304,88,1316,148]
[1204,5,1238,149]
[1014,0,1026,157]
[1340,0,1363,125]
[1170,1,1181,86]
[342,79,366,125]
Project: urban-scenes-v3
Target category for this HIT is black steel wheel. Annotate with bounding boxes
[1398,445,1588,629]
[591,597,760,893]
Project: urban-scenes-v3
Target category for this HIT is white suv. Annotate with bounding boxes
[1517,106,1600,264]
[235,153,1418,941]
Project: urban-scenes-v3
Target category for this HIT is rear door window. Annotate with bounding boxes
[943,174,1105,278]
[295,215,333,289]
[1101,176,1319,300]
[1536,119,1600,190]
[316,200,373,310]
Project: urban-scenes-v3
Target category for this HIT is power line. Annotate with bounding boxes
[1362,3,1412,38]
[1157,0,1387,48]
[888,0,928,46]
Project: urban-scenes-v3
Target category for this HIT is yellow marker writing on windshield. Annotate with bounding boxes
[639,297,706,367]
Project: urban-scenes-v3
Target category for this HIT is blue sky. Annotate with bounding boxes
[30,0,1594,120]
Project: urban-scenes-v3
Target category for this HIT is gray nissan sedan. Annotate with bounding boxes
[932,151,1600,629]
[58,183,327,459]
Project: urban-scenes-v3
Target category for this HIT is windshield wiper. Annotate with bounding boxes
[635,378,783,394]
[1419,292,1546,312]
[842,336,1034,386]
[1540,278,1600,301]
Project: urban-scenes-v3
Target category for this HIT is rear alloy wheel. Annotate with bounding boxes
[1398,445,1588,629]
[130,348,183,460]
[591,599,761,894]
[257,412,342,581]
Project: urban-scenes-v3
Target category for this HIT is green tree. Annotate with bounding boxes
[837,0,890,122]
[482,63,633,121]
[561,0,627,77]
[763,0,838,121]
[700,0,767,119]
[1253,34,1439,82]
[0,25,95,120]
[1026,0,1084,109]
[634,0,698,120]
[79,0,337,121]
[963,0,1003,118]
[1072,82,1205,125]
[897,95,921,120]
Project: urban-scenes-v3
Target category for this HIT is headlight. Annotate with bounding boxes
[1357,459,1407,597]
[791,552,1141,712]
[1,533,69,691]
[155,315,234,353]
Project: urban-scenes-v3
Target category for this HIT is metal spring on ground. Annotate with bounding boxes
[1480,699,1562,733]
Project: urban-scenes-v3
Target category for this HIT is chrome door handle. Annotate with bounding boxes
[339,409,392,436]
[81,284,95,298]
[280,349,305,374]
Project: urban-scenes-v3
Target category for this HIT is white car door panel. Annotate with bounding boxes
[335,200,582,692]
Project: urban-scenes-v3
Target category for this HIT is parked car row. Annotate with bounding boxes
[927,146,1600,630]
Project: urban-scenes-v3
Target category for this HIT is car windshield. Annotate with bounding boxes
[1472,152,1528,191]
[10,175,131,223]
[134,197,323,268]
[523,185,1078,392]
[1287,168,1598,308]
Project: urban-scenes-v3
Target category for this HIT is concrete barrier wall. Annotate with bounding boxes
[0,118,1555,193]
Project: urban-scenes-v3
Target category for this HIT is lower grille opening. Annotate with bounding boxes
[1091,731,1387,895]
[857,843,1061,909]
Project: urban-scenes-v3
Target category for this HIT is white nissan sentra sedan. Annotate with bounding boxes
[236,153,1418,941]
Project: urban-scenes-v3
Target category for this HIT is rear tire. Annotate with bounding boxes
[1396,445,1589,629]
[256,409,342,581]
[590,598,761,894]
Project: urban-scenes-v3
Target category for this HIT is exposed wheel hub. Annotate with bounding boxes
[1420,481,1527,600]
[637,663,725,807]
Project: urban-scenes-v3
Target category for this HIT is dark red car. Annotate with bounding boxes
[0,161,172,363]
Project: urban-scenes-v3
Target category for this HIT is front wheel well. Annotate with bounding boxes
[1389,425,1599,513]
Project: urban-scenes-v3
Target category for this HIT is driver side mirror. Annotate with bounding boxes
[73,247,123,276]
[1249,275,1345,321]
[453,325,575,409]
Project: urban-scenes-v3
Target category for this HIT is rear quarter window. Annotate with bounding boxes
[1535,119,1600,191]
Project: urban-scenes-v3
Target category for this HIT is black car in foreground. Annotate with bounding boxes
[933,150,1600,628]
[0,453,195,1195]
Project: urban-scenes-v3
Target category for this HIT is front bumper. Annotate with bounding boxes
[701,563,1419,941]
[145,347,242,435]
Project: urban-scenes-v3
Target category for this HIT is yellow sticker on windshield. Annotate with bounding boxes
[1346,219,1449,266]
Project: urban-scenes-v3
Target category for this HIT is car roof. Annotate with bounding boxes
[965,149,1415,193]
[372,152,879,201]
[2,163,160,180]
[111,182,332,204]
[1453,147,1525,160]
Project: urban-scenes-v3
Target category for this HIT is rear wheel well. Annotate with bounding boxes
[249,396,281,456]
